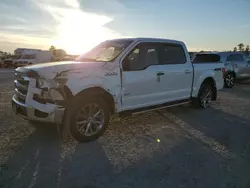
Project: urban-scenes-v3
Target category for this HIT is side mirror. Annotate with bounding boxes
[122,58,130,71]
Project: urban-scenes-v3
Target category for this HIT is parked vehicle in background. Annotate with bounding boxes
[193,52,250,88]
[58,55,76,61]
[12,38,225,142]
[15,50,53,67]
[1,55,21,68]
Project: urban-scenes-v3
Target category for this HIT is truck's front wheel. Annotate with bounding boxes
[65,96,110,142]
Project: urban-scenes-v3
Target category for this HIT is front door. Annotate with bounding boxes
[121,42,167,110]
[242,54,250,78]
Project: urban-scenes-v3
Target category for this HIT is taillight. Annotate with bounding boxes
[222,68,226,79]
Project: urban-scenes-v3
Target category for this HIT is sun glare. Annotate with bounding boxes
[55,10,120,55]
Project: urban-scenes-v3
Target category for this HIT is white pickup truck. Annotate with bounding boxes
[12,38,225,142]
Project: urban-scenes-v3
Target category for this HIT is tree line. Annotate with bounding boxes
[233,43,250,55]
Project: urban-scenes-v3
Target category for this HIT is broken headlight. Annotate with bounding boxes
[36,78,57,89]
[54,71,68,85]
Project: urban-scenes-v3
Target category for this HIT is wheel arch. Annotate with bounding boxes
[226,71,236,78]
[73,87,116,115]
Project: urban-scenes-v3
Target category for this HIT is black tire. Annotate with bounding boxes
[224,73,235,88]
[194,82,213,108]
[65,95,110,143]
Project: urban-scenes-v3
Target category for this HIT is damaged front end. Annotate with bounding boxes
[12,68,71,124]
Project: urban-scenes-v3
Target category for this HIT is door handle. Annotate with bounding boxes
[157,72,164,76]
[185,70,192,74]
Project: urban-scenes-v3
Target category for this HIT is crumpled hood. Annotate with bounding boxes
[23,61,106,79]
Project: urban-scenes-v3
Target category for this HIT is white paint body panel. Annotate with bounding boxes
[13,38,225,124]
[121,63,194,110]
[192,63,224,97]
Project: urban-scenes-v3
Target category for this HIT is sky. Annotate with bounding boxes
[0,0,250,55]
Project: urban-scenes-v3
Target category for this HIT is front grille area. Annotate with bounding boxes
[14,72,29,103]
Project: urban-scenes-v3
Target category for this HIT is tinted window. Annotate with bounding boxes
[242,54,250,61]
[226,54,244,61]
[192,54,220,63]
[124,43,159,71]
[160,44,186,64]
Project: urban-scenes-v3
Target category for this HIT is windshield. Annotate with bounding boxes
[21,54,36,59]
[76,39,133,62]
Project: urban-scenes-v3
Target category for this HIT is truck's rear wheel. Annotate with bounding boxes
[224,73,235,88]
[65,96,110,142]
[195,82,213,108]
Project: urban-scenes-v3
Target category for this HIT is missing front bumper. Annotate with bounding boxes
[12,97,65,124]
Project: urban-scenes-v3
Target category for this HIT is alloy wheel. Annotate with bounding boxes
[225,74,235,87]
[200,87,212,108]
[75,103,105,136]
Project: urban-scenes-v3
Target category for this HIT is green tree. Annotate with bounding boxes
[233,47,237,52]
[49,45,56,56]
[238,43,244,52]
[49,45,56,51]
[245,45,249,55]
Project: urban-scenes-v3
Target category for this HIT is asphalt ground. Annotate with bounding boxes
[0,69,250,188]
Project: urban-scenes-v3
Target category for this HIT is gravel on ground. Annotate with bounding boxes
[0,70,250,188]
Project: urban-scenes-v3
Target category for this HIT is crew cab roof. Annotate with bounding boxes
[105,37,185,45]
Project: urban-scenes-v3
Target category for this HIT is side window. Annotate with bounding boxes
[226,55,232,61]
[242,54,250,62]
[226,54,244,62]
[123,43,159,71]
[160,44,186,64]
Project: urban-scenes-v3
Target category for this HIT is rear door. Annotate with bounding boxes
[242,54,250,78]
[226,54,248,79]
[158,43,193,100]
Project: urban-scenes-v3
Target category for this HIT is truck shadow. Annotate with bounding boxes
[0,125,61,188]
[168,105,250,155]
[1,106,250,188]
[0,123,116,188]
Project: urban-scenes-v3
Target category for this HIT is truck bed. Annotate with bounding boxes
[193,62,225,92]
